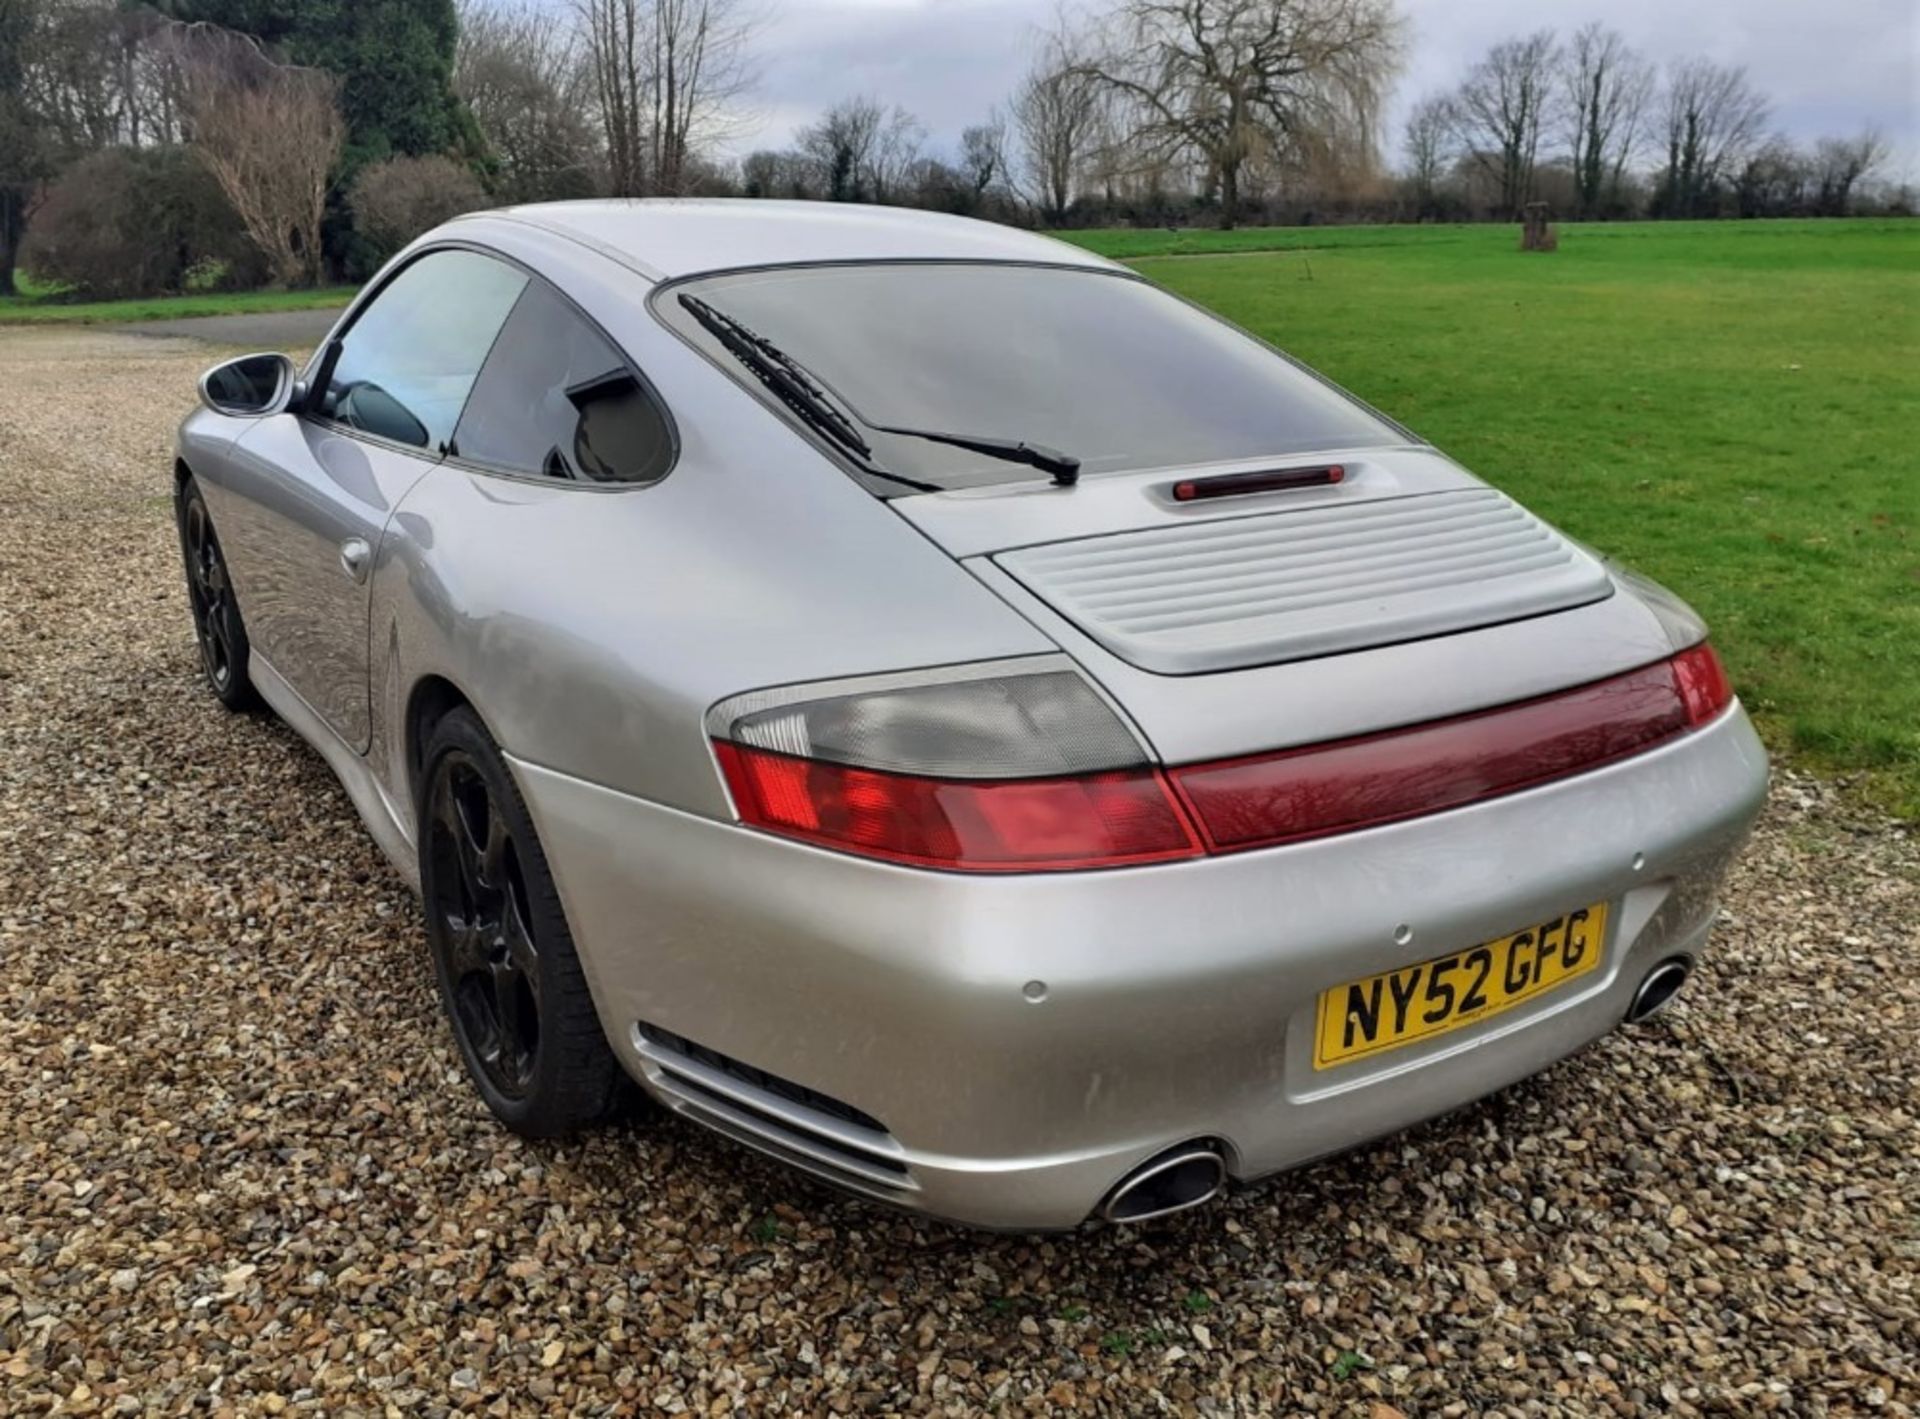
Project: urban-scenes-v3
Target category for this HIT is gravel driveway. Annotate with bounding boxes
[1,327,1914,1416]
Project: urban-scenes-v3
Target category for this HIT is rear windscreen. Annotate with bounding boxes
[659,262,1404,492]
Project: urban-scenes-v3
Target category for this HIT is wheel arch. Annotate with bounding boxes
[405,673,480,808]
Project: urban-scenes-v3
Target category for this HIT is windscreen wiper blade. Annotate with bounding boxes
[867,423,1082,486]
[679,293,1080,492]
[677,293,938,494]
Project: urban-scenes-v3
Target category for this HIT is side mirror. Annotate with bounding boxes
[198,352,298,417]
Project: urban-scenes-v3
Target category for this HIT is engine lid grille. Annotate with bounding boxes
[994,488,1613,674]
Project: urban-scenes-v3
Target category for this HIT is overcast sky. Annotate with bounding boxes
[717,0,1918,181]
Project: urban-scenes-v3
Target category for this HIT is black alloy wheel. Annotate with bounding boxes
[428,750,545,1101]
[419,707,624,1135]
[176,477,259,710]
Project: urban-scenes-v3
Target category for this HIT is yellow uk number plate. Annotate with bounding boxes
[1313,903,1609,1070]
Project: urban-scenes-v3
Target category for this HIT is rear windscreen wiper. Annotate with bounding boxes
[867,424,1081,486]
[677,293,938,493]
[678,293,1081,490]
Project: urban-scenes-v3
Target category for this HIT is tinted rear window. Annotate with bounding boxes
[660,263,1401,491]
[454,281,673,484]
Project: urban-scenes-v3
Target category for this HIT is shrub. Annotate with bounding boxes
[20,147,266,300]
[348,155,488,264]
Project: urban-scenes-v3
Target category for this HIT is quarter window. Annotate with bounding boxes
[316,249,527,452]
[452,281,672,484]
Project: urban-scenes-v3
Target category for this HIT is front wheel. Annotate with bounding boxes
[418,706,625,1136]
[175,476,260,711]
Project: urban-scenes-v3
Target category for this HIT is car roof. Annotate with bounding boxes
[469,199,1122,282]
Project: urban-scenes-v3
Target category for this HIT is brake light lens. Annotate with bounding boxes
[714,742,1202,871]
[1169,649,1731,853]
[1172,464,1345,501]
[1670,643,1733,727]
[711,646,1735,871]
[709,658,1202,870]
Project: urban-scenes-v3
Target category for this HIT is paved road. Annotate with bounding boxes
[115,305,347,347]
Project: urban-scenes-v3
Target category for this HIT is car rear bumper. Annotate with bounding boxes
[511,703,1768,1230]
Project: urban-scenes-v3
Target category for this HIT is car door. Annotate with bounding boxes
[224,248,529,750]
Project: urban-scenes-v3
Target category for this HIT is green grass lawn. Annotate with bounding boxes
[1059,218,1920,816]
[0,282,355,325]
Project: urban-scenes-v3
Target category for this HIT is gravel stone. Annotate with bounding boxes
[1,328,1915,1414]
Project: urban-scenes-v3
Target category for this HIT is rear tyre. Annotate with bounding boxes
[419,706,625,1137]
[175,476,260,711]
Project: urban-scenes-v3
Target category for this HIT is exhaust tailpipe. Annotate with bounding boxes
[1100,1144,1227,1224]
[1627,958,1693,1023]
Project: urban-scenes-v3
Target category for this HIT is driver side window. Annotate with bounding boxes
[316,249,527,452]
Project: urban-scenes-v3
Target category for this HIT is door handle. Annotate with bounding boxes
[339,537,372,583]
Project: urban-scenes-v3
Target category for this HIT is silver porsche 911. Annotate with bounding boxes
[174,200,1768,1229]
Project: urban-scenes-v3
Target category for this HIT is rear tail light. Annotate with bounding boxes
[718,664,1145,778]
[709,659,1202,871]
[1169,654,1720,852]
[711,647,1736,871]
[1670,643,1733,727]
[714,743,1199,870]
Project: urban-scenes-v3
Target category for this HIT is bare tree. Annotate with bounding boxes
[739,147,816,199]
[868,102,925,203]
[959,117,1009,201]
[2,0,201,292]
[1561,22,1651,218]
[575,0,647,195]
[1657,58,1768,217]
[1082,0,1401,228]
[1734,133,1809,217]
[23,0,121,150]
[1083,83,1150,207]
[457,0,602,201]
[1399,91,1450,217]
[1729,130,1884,218]
[11,3,190,152]
[798,95,881,201]
[886,118,1014,217]
[126,8,195,147]
[1810,129,1886,216]
[573,0,754,197]
[179,26,342,287]
[1011,22,1107,222]
[797,95,923,204]
[646,0,754,195]
[1450,30,1558,218]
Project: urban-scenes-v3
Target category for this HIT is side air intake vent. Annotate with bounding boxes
[633,1025,917,1197]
